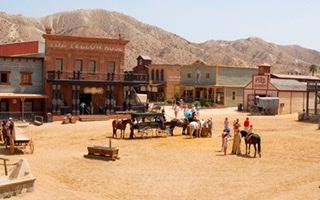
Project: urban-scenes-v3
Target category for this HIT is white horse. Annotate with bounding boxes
[188,121,201,138]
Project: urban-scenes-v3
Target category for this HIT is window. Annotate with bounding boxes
[89,60,96,73]
[0,72,9,84]
[160,69,164,81]
[0,100,8,112]
[55,58,63,71]
[107,62,115,73]
[75,60,83,72]
[187,73,191,79]
[151,69,154,81]
[206,73,210,79]
[20,72,32,85]
[156,69,159,81]
[24,100,33,112]
[232,91,236,100]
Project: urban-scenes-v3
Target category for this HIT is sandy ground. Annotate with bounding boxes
[4,107,320,200]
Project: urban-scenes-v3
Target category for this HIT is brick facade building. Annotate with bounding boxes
[43,33,148,115]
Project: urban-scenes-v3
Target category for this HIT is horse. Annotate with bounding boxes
[187,121,201,138]
[1,120,15,153]
[162,118,185,136]
[240,130,261,158]
[112,119,132,139]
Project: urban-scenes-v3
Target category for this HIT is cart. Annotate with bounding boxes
[129,112,169,138]
[5,123,34,154]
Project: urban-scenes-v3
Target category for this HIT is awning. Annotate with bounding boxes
[0,93,48,99]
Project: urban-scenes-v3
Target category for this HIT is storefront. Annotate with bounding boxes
[43,31,148,115]
[0,56,47,120]
[180,60,257,107]
[243,64,313,114]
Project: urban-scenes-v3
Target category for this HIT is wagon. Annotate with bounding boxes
[5,123,34,154]
[129,112,170,138]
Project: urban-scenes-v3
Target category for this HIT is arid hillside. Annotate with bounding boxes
[0,9,320,73]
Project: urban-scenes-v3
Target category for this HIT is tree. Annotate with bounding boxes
[309,64,318,76]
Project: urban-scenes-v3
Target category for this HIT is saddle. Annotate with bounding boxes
[245,133,253,141]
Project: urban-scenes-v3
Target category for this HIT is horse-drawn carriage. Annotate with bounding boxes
[1,121,34,154]
[129,112,176,139]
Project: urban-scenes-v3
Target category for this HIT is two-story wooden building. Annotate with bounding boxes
[0,56,46,120]
[180,60,258,107]
[44,31,148,115]
[132,56,181,102]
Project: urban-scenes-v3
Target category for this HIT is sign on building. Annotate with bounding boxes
[253,75,268,89]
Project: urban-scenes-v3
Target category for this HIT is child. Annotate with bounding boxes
[223,133,228,155]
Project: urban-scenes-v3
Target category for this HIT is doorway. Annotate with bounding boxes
[79,94,92,114]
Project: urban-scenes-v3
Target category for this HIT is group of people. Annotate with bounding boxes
[221,117,253,156]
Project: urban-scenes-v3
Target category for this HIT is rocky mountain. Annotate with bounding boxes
[0,9,319,74]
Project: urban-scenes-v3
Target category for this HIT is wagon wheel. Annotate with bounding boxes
[9,137,14,154]
[29,140,34,154]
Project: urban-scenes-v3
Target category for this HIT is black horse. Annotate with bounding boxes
[240,130,261,158]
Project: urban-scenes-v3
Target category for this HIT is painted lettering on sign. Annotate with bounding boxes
[253,75,268,89]
[47,41,123,52]
[168,75,181,82]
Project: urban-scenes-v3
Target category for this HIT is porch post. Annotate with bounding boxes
[193,87,195,102]
[213,88,216,104]
[315,91,318,115]
[76,85,80,115]
[72,85,76,115]
[21,98,25,121]
[56,84,61,115]
[306,91,309,117]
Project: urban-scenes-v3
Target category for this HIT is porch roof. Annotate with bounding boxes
[0,93,47,99]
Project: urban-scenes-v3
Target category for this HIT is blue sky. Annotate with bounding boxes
[1,0,320,50]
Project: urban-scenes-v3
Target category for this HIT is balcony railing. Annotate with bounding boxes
[47,71,149,83]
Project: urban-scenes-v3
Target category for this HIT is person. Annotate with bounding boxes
[174,105,180,118]
[223,117,230,135]
[80,102,86,115]
[231,119,241,155]
[223,133,228,155]
[244,117,250,131]
[207,118,213,137]
[248,124,253,134]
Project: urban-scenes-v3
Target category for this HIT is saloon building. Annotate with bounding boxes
[43,30,148,115]
[243,64,316,114]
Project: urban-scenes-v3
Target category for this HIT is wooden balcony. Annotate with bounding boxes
[47,71,149,84]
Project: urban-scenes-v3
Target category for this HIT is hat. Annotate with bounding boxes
[8,117,12,120]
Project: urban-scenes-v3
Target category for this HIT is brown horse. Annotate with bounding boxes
[112,119,132,139]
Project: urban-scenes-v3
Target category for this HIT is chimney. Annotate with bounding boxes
[257,63,271,75]
[45,27,52,34]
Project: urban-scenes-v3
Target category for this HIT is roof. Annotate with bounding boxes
[0,93,47,99]
[0,54,44,60]
[216,68,258,87]
[270,78,306,91]
[271,73,320,81]
[43,34,129,45]
[138,55,152,60]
